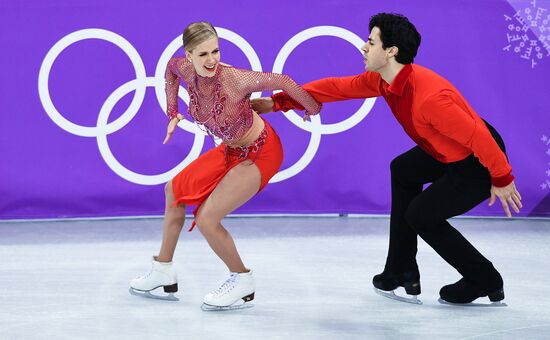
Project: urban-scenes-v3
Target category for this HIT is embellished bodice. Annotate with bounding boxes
[165,57,321,144]
[186,70,252,143]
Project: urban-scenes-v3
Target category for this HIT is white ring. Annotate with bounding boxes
[154,27,264,135]
[39,26,371,185]
[270,26,375,182]
[96,77,204,185]
[269,114,322,183]
[273,26,376,134]
[38,29,146,137]
[154,33,201,135]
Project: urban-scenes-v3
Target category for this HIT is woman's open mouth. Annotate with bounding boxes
[204,64,216,72]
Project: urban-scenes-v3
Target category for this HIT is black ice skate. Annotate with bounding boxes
[438,278,506,307]
[372,270,422,305]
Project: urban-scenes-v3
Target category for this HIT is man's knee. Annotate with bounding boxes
[390,153,409,177]
[404,201,437,234]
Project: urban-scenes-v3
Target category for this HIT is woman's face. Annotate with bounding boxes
[186,36,220,77]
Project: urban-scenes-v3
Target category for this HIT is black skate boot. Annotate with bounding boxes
[439,278,506,307]
[372,269,422,304]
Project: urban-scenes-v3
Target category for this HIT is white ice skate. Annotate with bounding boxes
[201,270,255,311]
[373,287,423,305]
[129,257,179,301]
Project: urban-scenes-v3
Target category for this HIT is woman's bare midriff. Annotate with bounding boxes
[226,112,265,148]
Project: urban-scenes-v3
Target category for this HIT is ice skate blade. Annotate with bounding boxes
[374,288,422,305]
[438,298,507,307]
[129,287,179,301]
[201,301,254,311]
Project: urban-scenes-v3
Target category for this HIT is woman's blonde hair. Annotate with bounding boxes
[182,22,218,52]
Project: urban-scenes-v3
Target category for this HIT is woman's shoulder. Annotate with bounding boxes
[169,57,193,80]
[168,56,189,67]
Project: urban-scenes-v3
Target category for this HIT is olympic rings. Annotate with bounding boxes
[38,26,376,185]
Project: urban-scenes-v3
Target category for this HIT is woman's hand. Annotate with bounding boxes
[163,113,184,144]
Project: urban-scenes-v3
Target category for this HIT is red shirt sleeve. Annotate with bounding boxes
[421,91,514,187]
[272,72,382,112]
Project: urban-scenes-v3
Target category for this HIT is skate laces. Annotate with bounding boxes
[137,262,164,281]
[212,273,239,296]
[135,269,152,281]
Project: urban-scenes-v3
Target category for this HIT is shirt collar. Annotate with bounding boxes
[387,64,413,96]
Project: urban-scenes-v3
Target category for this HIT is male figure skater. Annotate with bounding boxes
[252,13,522,305]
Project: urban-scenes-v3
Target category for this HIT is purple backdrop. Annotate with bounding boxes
[1,0,549,219]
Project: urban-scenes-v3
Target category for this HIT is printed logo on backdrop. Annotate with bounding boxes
[503,0,550,68]
[541,134,550,190]
[530,133,550,216]
[38,27,375,185]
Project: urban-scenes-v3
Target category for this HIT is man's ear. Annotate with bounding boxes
[387,46,399,58]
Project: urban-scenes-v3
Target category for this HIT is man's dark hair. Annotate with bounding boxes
[369,13,421,64]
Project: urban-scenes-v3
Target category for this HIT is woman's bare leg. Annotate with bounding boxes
[195,160,261,272]
[157,180,186,262]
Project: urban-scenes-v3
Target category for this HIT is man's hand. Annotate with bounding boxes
[251,96,310,121]
[163,113,184,144]
[489,180,522,218]
[251,97,274,114]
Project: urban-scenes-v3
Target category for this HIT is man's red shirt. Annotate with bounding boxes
[272,64,513,187]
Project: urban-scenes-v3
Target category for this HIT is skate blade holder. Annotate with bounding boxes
[201,293,255,311]
[374,287,423,305]
[201,301,254,311]
[129,287,179,301]
[437,298,507,307]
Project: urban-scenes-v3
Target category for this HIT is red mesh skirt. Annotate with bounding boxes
[171,120,283,230]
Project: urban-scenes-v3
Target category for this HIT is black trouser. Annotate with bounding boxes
[385,122,505,291]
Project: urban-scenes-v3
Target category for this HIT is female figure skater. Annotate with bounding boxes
[129,22,321,310]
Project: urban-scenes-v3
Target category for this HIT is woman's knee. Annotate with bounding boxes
[165,180,174,196]
[165,180,186,209]
[195,210,220,236]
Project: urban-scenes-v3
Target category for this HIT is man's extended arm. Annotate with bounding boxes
[270,72,383,112]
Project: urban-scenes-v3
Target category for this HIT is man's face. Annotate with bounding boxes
[186,36,221,77]
[361,27,390,72]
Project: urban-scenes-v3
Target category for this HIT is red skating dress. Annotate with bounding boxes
[164,57,321,230]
